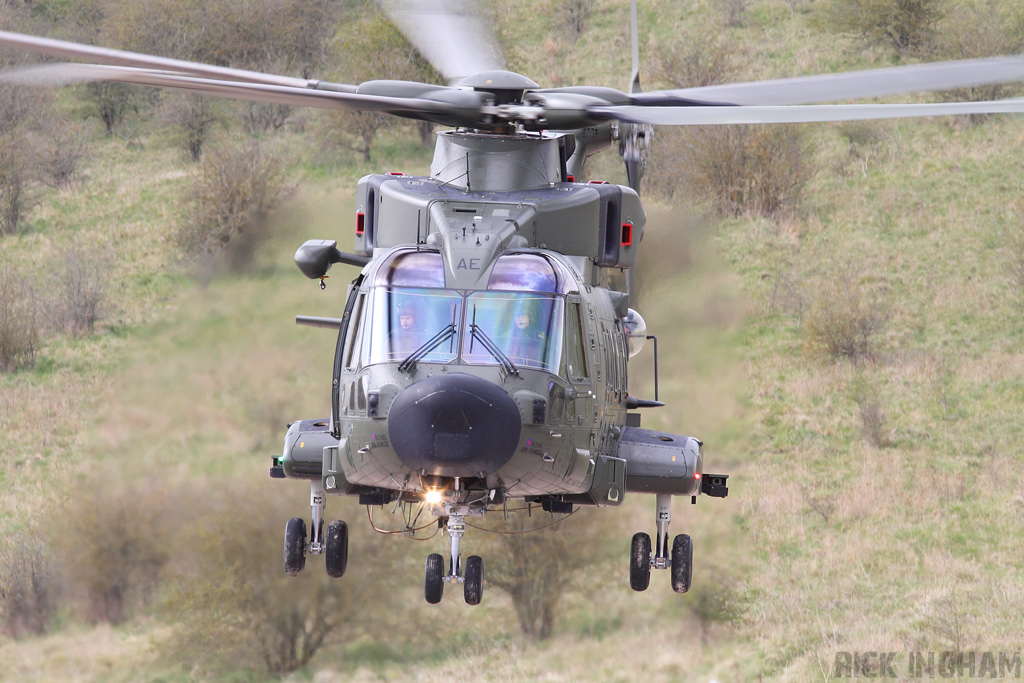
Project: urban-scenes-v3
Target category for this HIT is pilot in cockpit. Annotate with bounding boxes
[391,301,426,356]
[506,303,546,366]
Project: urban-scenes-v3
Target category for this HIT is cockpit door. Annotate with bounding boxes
[332,275,364,439]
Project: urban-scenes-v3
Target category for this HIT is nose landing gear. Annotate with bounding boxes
[424,503,485,605]
[629,493,692,593]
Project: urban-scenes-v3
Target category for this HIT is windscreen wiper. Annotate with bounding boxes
[469,307,519,378]
[398,323,457,373]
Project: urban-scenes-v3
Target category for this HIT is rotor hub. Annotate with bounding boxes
[457,70,539,105]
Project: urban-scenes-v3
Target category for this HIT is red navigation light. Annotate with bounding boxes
[356,211,365,236]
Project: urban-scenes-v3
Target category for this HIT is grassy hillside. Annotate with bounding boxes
[2,0,1024,680]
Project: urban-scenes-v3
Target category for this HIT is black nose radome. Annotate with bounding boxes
[388,373,522,478]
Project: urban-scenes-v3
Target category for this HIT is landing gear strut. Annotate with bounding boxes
[630,493,692,593]
[284,480,348,578]
[424,503,484,605]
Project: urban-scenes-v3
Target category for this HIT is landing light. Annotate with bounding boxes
[425,490,443,505]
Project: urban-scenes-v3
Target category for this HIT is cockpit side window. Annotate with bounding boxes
[342,291,367,371]
[565,300,588,380]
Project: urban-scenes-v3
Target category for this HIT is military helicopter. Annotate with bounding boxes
[5,0,1024,606]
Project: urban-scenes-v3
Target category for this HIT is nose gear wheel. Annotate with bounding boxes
[423,502,486,605]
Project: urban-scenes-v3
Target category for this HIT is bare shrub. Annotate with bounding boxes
[484,517,571,639]
[716,0,750,27]
[649,125,812,218]
[241,101,293,135]
[838,121,887,159]
[562,0,594,42]
[0,82,48,131]
[85,81,139,137]
[764,237,811,321]
[320,110,392,164]
[858,398,889,447]
[804,490,836,523]
[850,374,892,448]
[159,93,218,162]
[160,484,369,676]
[0,533,60,638]
[178,140,288,267]
[0,264,40,372]
[0,131,36,235]
[0,84,55,234]
[926,592,969,662]
[52,238,110,336]
[826,0,942,54]
[318,11,442,163]
[804,273,888,363]
[482,509,608,640]
[33,116,89,189]
[927,1,1024,106]
[648,30,738,91]
[1008,216,1024,308]
[103,0,340,76]
[200,0,341,76]
[60,478,170,625]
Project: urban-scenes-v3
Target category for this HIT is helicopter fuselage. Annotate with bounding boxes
[280,130,717,510]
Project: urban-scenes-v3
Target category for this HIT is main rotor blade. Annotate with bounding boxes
[595,99,1024,125]
[639,54,1024,106]
[0,30,350,91]
[0,63,464,118]
[378,0,504,83]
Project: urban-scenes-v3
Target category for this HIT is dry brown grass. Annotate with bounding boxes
[0,622,160,682]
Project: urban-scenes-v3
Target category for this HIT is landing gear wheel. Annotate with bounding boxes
[325,520,348,578]
[425,553,445,604]
[464,555,483,605]
[630,532,651,592]
[284,517,306,576]
[671,533,692,594]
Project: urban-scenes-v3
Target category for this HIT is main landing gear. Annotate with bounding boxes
[284,480,349,578]
[630,493,692,593]
[424,503,485,605]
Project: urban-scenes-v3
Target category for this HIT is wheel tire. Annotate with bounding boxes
[425,553,445,604]
[671,533,693,594]
[464,555,484,605]
[325,519,349,578]
[630,532,651,592]
[284,517,307,576]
